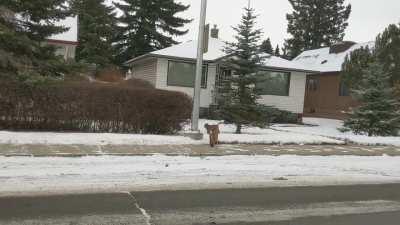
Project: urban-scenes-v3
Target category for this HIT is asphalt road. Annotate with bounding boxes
[1,184,400,225]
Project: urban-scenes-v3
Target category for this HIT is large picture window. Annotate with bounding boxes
[167,61,208,88]
[256,71,291,96]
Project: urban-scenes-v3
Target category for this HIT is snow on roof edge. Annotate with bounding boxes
[293,41,375,73]
[126,38,316,72]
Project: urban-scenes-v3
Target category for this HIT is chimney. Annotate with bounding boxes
[211,24,219,39]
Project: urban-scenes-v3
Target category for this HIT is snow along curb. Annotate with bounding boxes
[1,155,400,197]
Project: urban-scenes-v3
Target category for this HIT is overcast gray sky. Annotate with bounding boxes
[175,0,400,46]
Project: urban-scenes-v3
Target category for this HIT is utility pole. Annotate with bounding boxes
[191,0,207,133]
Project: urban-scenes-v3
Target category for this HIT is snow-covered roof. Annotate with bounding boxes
[127,38,314,72]
[293,42,375,73]
[48,16,78,43]
[152,37,226,61]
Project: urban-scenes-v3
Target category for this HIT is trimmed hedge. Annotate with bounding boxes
[0,79,192,134]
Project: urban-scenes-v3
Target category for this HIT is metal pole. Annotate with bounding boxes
[191,0,207,132]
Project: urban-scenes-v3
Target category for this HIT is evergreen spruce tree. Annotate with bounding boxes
[0,0,72,82]
[72,0,118,68]
[274,45,281,57]
[114,0,191,65]
[342,24,400,97]
[284,0,351,59]
[218,6,267,134]
[343,62,400,136]
[375,23,400,86]
[341,46,375,90]
[260,38,273,54]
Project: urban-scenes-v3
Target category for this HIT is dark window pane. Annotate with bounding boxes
[339,81,350,96]
[307,77,318,91]
[167,61,207,88]
[256,71,291,96]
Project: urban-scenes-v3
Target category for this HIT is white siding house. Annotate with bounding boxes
[258,71,307,114]
[125,31,314,115]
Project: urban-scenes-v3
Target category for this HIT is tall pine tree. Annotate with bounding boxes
[218,6,267,134]
[114,0,191,65]
[341,46,375,90]
[284,0,351,59]
[274,45,281,57]
[72,0,118,68]
[0,0,72,82]
[375,23,400,86]
[343,62,400,136]
[260,38,273,54]
[342,24,400,97]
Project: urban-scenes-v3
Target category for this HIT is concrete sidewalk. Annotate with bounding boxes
[1,144,400,157]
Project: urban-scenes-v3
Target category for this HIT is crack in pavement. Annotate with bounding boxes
[125,192,153,225]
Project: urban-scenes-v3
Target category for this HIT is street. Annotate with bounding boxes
[1,184,400,225]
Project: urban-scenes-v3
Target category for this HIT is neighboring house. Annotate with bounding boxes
[293,41,375,119]
[1,7,78,60]
[125,26,314,117]
[46,17,78,60]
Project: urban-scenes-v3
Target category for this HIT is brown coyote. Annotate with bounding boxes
[204,124,220,147]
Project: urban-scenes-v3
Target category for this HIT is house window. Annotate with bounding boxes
[339,81,350,96]
[216,67,231,87]
[256,71,291,96]
[307,77,319,91]
[167,61,208,88]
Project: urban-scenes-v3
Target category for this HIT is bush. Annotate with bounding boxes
[95,67,125,82]
[262,107,299,124]
[0,80,192,134]
[208,105,299,124]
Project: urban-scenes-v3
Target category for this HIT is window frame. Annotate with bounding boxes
[167,60,208,89]
[256,70,292,97]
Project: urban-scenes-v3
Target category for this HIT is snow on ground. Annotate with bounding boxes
[1,118,398,146]
[272,118,400,146]
[191,120,343,145]
[1,155,400,196]
[0,119,342,146]
[0,131,202,146]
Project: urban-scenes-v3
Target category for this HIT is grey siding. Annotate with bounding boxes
[132,58,158,86]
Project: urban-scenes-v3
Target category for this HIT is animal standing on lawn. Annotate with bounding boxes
[204,124,220,147]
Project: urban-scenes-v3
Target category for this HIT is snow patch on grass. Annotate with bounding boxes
[273,118,400,146]
[1,155,400,195]
[0,119,343,146]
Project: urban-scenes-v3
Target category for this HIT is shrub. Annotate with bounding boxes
[260,106,299,124]
[118,79,155,89]
[208,105,299,125]
[0,80,192,134]
[95,67,125,82]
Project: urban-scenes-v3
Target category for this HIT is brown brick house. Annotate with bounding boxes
[294,41,375,119]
